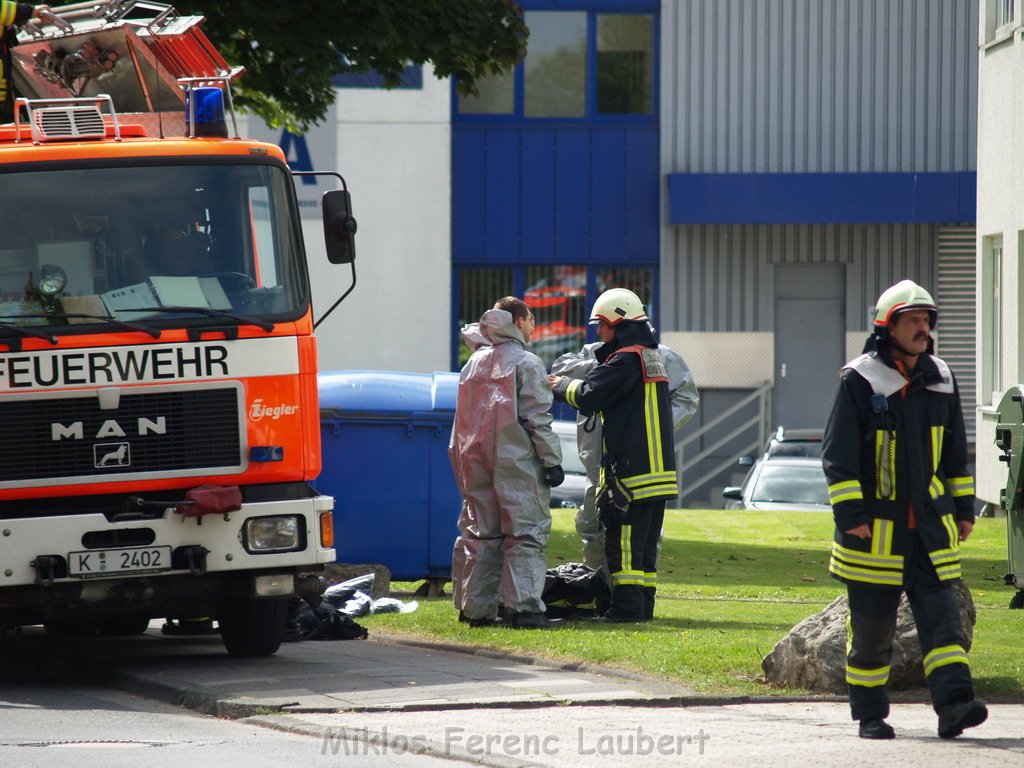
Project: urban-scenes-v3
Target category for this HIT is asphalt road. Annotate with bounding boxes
[2,623,1023,768]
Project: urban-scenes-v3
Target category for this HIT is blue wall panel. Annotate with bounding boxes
[590,129,627,262]
[520,130,557,262]
[452,125,660,265]
[668,172,977,225]
[452,130,486,264]
[485,134,522,261]
[625,128,660,261]
[554,131,591,263]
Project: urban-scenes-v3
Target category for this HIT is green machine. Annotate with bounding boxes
[995,386,1024,608]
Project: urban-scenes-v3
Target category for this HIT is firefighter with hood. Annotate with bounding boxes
[449,297,564,630]
[549,288,678,622]
[822,279,987,740]
[551,321,698,576]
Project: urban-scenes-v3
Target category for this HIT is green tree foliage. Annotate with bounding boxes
[173,0,528,131]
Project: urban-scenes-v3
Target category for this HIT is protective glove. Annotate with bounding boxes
[543,465,565,488]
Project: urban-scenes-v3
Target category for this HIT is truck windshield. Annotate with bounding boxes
[0,161,306,331]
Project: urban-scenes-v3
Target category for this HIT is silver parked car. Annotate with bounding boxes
[722,456,832,512]
[550,420,587,508]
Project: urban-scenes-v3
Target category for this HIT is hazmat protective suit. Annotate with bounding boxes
[449,309,562,621]
[551,339,699,570]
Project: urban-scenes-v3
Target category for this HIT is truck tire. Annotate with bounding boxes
[217,596,288,657]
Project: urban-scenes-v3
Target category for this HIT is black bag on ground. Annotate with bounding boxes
[296,600,369,640]
[542,562,611,619]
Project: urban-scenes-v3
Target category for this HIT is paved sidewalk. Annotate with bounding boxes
[3,625,1022,767]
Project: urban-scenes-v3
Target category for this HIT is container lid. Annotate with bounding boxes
[318,370,459,418]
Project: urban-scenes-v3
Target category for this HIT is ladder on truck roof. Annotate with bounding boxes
[9,0,242,138]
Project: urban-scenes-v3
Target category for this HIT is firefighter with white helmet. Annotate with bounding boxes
[549,288,679,622]
[552,290,698,580]
[822,279,986,740]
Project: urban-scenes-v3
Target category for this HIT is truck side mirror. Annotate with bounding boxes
[322,189,357,265]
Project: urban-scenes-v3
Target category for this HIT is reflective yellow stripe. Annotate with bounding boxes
[923,645,968,676]
[948,475,974,497]
[931,426,944,472]
[622,471,678,489]
[565,379,582,409]
[832,541,903,568]
[871,518,893,556]
[0,1,16,27]
[934,563,962,581]
[644,381,663,474]
[622,524,632,573]
[929,475,945,499]
[829,559,904,586]
[930,548,961,565]
[875,430,896,500]
[643,571,657,587]
[846,664,891,687]
[940,513,960,550]
[610,570,645,586]
[829,479,863,505]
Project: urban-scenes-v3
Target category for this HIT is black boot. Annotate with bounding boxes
[937,699,988,739]
[858,718,895,740]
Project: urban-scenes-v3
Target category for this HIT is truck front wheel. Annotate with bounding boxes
[216,596,288,657]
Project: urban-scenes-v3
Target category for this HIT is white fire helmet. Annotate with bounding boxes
[873,280,938,332]
[588,288,648,326]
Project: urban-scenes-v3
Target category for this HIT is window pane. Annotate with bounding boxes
[597,14,654,115]
[524,11,586,118]
[458,69,514,115]
[597,268,655,319]
[457,268,514,364]
[524,265,586,368]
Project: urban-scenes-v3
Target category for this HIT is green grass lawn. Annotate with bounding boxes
[361,509,1024,699]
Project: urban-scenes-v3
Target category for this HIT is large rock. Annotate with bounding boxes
[762,581,976,693]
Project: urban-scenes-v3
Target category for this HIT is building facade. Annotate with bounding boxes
[263,0,980,503]
[976,0,1022,509]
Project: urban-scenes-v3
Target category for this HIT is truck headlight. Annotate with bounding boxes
[243,516,302,553]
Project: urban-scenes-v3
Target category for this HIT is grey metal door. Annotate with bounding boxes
[774,266,845,430]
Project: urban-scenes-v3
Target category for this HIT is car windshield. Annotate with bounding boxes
[766,441,822,459]
[750,463,830,505]
[0,162,306,332]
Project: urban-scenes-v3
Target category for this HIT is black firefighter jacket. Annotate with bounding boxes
[552,321,678,504]
[822,348,975,590]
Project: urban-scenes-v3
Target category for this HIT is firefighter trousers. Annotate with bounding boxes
[604,500,664,621]
[846,539,974,721]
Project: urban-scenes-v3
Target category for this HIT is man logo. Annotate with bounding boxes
[95,442,131,469]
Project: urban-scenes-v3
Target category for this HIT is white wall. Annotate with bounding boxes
[308,65,452,374]
[975,2,1024,504]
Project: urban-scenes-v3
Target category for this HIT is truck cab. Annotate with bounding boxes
[0,0,356,656]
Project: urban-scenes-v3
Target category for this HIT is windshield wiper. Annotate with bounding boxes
[118,306,275,332]
[0,320,58,351]
[0,312,161,339]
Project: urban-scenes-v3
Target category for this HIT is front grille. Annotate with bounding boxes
[0,387,242,484]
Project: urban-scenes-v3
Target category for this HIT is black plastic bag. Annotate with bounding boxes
[542,562,611,620]
[296,600,369,640]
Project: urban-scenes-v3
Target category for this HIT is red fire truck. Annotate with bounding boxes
[0,0,356,655]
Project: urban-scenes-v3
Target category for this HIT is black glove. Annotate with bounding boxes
[543,465,565,488]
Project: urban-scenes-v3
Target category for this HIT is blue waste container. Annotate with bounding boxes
[316,370,461,582]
